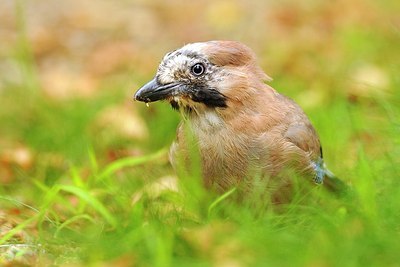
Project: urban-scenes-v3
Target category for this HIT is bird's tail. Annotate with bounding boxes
[323,169,352,198]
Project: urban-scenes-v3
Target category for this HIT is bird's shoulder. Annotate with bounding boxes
[255,91,322,158]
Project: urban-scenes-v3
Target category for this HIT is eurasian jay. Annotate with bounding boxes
[134,41,346,200]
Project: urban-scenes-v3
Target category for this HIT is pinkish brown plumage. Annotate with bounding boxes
[134,41,346,200]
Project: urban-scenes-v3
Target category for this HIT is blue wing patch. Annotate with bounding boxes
[312,159,325,184]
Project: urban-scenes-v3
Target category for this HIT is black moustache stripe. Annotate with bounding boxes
[191,88,227,108]
[169,87,227,112]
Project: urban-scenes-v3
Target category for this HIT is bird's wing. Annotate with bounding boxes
[283,122,321,159]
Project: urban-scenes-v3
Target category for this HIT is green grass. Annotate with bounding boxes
[1,2,400,266]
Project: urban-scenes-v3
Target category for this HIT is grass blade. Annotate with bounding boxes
[58,185,117,228]
[97,148,167,181]
[208,187,237,218]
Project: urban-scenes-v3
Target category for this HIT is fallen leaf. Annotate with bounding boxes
[86,41,138,76]
[93,103,148,140]
[40,64,98,100]
[349,64,390,97]
[0,146,33,170]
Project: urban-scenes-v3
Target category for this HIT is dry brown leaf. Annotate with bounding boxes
[348,64,390,97]
[86,41,138,76]
[131,175,178,205]
[0,146,33,170]
[94,103,148,140]
[40,64,98,100]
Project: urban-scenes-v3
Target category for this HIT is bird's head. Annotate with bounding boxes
[134,41,271,114]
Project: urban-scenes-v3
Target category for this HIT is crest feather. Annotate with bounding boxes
[203,41,255,67]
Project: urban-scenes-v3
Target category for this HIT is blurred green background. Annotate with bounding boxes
[0,0,399,266]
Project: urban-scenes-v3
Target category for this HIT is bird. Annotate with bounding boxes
[134,40,347,202]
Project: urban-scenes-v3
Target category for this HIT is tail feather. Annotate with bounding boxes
[323,170,352,198]
[313,158,352,198]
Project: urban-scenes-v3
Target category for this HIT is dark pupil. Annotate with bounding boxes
[192,64,204,75]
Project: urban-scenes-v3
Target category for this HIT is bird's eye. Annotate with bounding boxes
[191,63,205,76]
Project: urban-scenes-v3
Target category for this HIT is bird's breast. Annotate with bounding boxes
[190,116,258,189]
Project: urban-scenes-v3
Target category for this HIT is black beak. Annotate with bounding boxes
[134,78,180,103]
